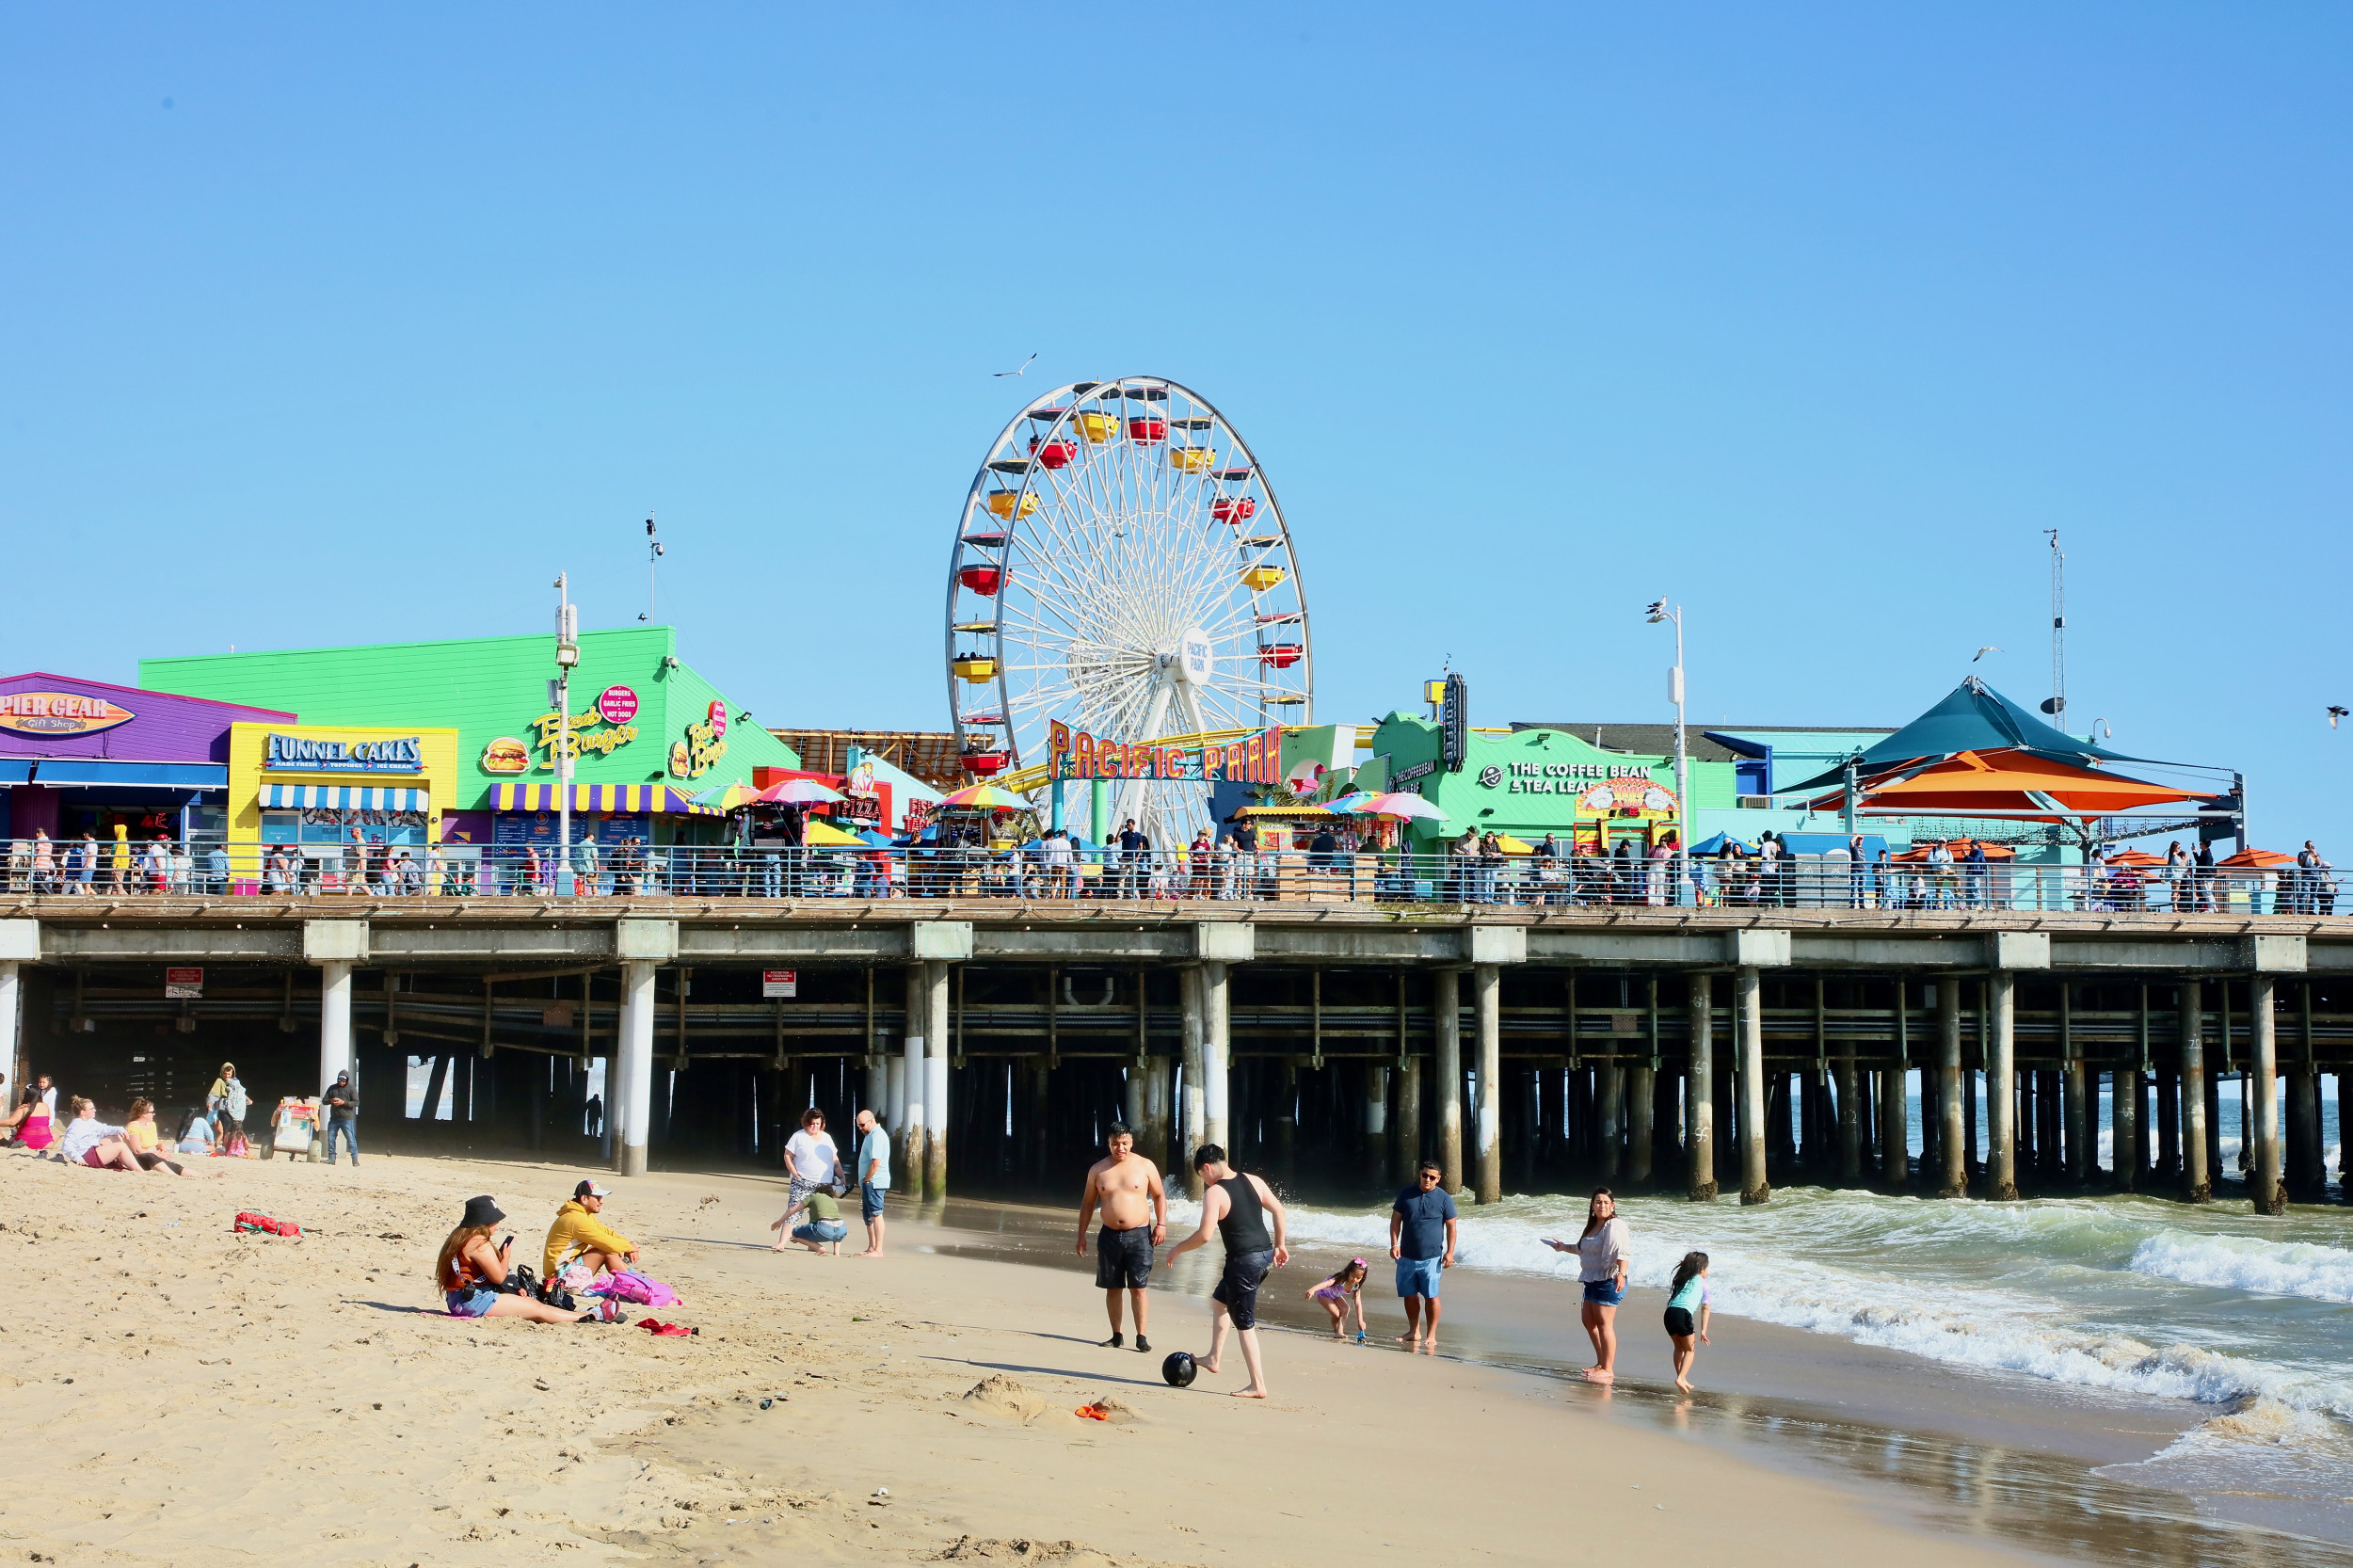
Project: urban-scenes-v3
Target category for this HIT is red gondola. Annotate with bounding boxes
[1257,643,1304,669]
[958,565,1003,596]
[1211,497,1257,526]
[961,750,1009,776]
[1029,437,1076,469]
[1127,417,1167,443]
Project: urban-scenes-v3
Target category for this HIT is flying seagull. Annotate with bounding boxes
[1972,646,2001,662]
[993,353,1037,378]
[2330,705,2349,729]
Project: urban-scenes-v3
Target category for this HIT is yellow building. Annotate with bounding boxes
[227,722,461,876]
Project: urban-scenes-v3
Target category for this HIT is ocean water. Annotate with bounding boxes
[1188,1172,2353,1518]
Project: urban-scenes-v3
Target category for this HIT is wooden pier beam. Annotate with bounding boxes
[1737,966,1769,1205]
[1686,971,1717,1200]
[2250,973,2285,1215]
[1434,967,1464,1194]
[1936,981,1967,1198]
[1474,963,1502,1205]
[2179,982,2211,1203]
[1986,970,2019,1200]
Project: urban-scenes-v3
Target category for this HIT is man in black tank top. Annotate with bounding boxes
[1165,1144,1289,1399]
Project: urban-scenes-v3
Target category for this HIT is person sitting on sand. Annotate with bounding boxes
[55,1097,160,1174]
[176,1109,217,1158]
[544,1179,637,1277]
[1303,1257,1370,1339]
[106,1097,215,1176]
[1663,1251,1712,1393]
[439,1195,598,1322]
[0,1085,54,1151]
[774,1188,849,1255]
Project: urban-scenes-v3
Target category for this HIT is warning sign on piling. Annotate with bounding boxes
[762,969,797,999]
[165,968,203,999]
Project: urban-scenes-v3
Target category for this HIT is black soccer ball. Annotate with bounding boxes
[1161,1351,1197,1388]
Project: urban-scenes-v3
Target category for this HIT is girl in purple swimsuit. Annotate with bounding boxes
[1303,1257,1369,1339]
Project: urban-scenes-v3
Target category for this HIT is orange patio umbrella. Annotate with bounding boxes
[2102,849,2166,869]
[1809,749,2203,821]
[2217,847,2297,869]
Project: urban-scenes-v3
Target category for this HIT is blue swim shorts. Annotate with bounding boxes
[1395,1256,1443,1299]
[1582,1278,1626,1306]
[860,1181,888,1223]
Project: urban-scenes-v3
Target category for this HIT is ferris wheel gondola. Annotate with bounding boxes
[945,376,1313,844]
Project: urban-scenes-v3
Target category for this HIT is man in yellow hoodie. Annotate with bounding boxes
[545,1179,638,1277]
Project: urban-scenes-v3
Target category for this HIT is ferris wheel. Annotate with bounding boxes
[946,376,1313,845]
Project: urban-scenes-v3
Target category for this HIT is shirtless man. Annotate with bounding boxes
[1075,1125,1167,1352]
[1166,1144,1289,1399]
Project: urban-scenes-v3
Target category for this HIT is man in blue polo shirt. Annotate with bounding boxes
[1387,1160,1458,1350]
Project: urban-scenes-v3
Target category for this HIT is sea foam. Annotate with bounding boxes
[2128,1231,2353,1304]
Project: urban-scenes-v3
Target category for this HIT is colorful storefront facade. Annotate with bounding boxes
[0,672,295,846]
[140,626,800,851]
[1365,712,1731,850]
[225,721,463,866]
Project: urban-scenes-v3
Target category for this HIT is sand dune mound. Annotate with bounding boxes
[960,1373,1048,1422]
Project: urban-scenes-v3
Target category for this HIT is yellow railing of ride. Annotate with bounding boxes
[984,724,1378,796]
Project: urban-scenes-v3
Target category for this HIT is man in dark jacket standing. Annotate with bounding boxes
[323,1069,360,1166]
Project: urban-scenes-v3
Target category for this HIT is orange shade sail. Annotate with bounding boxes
[1892,838,2018,862]
[1808,749,2203,821]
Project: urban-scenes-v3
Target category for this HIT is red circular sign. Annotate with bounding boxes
[597,685,639,725]
[707,699,728,738]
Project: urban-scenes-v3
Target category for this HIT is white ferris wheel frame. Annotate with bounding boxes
[945,376,1314,840]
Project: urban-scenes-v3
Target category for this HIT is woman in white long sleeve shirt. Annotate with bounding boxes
[1545,1188,1630,1384]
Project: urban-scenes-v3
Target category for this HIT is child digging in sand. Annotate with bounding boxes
[1664,1251,1712,1392]
[1303,1258,1370,1339]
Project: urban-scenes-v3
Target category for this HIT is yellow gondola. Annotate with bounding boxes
[952,656,997,682]
[984,490,1039,520]
[1169,445,1215,473]
[1241,565,1288,592]
[1074,411,1120,443]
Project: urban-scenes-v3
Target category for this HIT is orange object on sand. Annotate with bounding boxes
[1074,1404,1110,1421]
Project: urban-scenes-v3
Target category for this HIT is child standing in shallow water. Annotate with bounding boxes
[1664,1251,1712,1392]
[1304,1257,1370,1339]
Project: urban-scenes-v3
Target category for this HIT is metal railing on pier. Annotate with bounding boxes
[0,839,2341,918]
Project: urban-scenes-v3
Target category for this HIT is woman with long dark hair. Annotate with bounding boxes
[436,1195,593,1322]
[1545,1187,1630,1383]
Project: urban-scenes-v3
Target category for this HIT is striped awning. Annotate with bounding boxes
[490,782,698,814]
[260,784,430,811]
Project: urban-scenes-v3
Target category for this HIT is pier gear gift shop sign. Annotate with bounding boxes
[1046,721,1285,784]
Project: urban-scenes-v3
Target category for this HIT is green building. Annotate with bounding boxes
[140,625,799,853]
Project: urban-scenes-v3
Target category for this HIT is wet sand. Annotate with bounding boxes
[919,1195,2353,1558]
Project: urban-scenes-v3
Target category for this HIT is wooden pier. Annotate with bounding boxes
[3,901,2345,1211]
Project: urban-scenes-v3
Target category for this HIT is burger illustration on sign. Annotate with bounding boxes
[480,736,531,775]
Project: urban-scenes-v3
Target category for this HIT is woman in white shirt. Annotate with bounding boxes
[773,1107,841,1241]
[1545,1187,1631,1384]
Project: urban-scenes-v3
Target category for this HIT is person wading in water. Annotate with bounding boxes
[1166,1144,1289,1399]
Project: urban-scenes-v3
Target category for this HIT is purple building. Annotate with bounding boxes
[0,672,295,844]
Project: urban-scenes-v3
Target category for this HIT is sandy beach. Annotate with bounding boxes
[0,1146,2341,1568]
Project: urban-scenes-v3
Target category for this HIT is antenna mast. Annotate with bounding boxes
[2042,529,2066,724]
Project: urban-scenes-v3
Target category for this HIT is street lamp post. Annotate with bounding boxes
[554,574,580,899]
[1646,600,1689,905]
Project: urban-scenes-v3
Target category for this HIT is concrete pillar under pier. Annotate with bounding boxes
[2065,1057,2089,1187]
[1395,1053,1422,1177]
[1474,964,1501,1205]
[1986,971,2018,1200]
[922,960,949,1202]
[2180,983,2210,1203]
[1628,1063,1655,1187]
[318,960,354,1107]
[1736,966,1769,1205]
[617,959,656,1177]
[2251,974,2284,1215]
[1878,1064,1909,1188]
[1834,1048,1861,1188]
[1365,1064,1390,1184]
[1597,1062,1625,1183]
[1434,968,1464,1194]
[1180,968,1206,1197]
[2286,1067,2322,1201]
[1201,960,1231,1163]
[1936,982,1966,1198]
[1686,972,1717,1200]
[2112,1067,2139,1192]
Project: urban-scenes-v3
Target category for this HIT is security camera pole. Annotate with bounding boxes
[1645,599,1689,904]
[554,573,580,898]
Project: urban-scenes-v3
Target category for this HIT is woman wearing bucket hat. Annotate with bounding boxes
[435,1195,598,1322]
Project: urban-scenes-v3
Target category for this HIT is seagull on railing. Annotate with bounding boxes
[993,353,1037,378]
[1972,646,2001,662]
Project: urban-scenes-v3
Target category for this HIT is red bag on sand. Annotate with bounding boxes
[234,1211,303,1239]
[634,1319,693,1337]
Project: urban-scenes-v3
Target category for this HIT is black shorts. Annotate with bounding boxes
[1664,1306,1696,1339]
[1095,1225,1154,1290]
[1211,1248,1275,1330]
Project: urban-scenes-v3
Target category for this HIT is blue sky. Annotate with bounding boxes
[3,7,2346,844]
